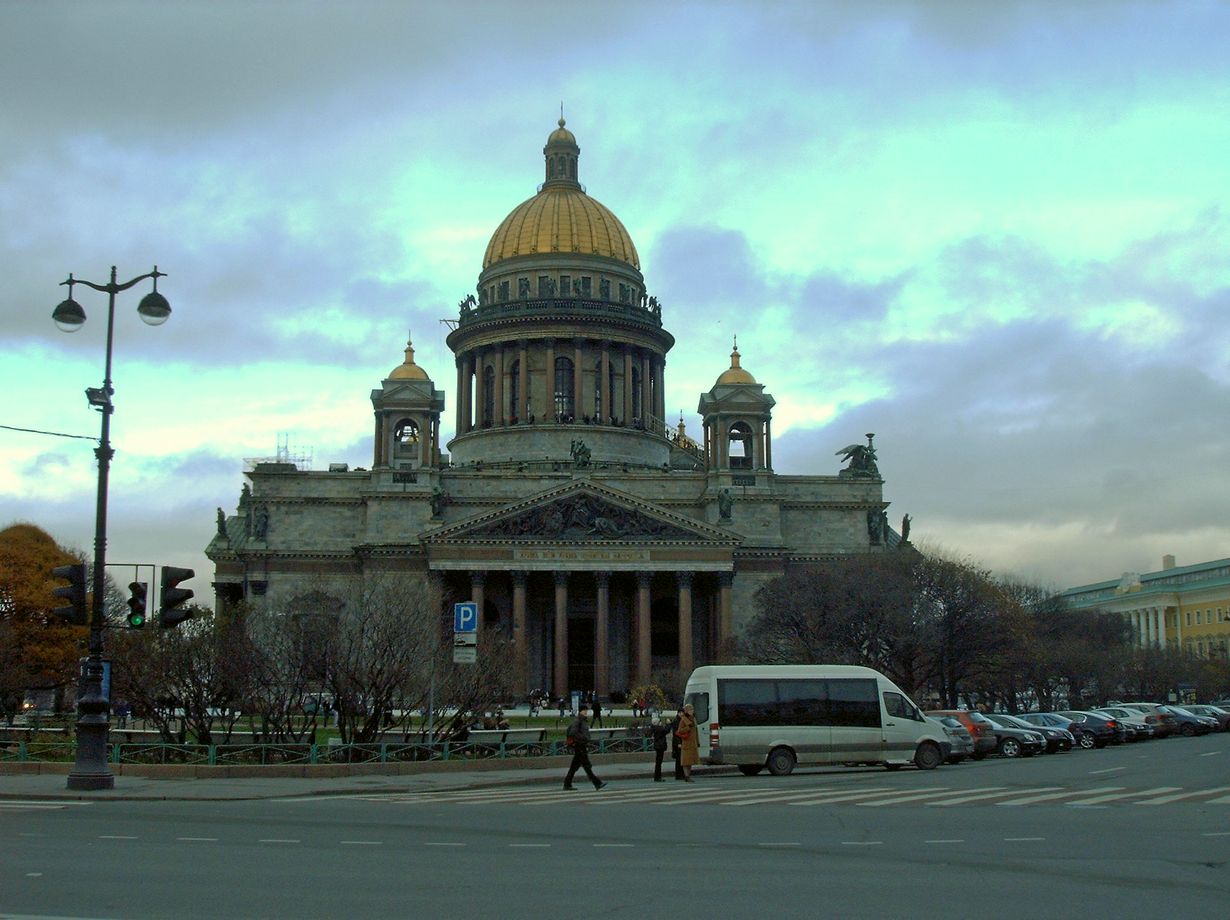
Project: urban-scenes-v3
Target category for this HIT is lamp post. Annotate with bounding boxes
[53,265,171,791]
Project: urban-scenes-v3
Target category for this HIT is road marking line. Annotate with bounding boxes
[1136,786,1230,805]
[925,839,965,844]
[509,843,551,848]
[758,842,802,847]
[259,839,300,844]
[765,787,911,806]
[1201,831,1230,837]
[1068,787,1181,805]
[99,835,137,840]
[1089,767,1126,774]
[0,800,92,807]
[929,782,1057,806]
[841,841,883,846]
[1004,837,1045,842]
[997,787,1123,806]
[177,837,217,842]
[424,842,466,847]
[858,789,960,807]
[0,803,68,810]
[1200,751,1222,757]
[340,840,382,845]
[26,872,43,877]
[593,843,634,848]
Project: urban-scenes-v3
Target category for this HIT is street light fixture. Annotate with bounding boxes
[53,265,170,791]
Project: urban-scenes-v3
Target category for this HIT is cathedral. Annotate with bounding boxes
[207,118,898,698]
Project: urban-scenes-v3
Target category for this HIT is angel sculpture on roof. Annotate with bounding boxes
[836,433,880,479]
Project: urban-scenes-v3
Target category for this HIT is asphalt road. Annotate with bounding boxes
[3,733,1229,919]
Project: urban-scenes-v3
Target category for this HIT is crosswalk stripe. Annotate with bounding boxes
[858,788,967,807]
[1067,786,1181,805]
[996,787,1124,806]
[1134,786,1230,805]
[924,787,1025,806]
[730,786,900,806]
[792,787,936,806]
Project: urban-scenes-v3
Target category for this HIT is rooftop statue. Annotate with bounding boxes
[836,433,880,479]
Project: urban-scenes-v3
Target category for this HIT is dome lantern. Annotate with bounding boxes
[543,116,580,190]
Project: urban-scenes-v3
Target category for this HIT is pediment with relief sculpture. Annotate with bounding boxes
[424,481,736,545]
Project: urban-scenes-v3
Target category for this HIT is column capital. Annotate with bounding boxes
[470,571,486,587]
[636,571,653,589]
[595,570,610,588]
[718,571,733,588]
[554,570,569,587]
[676,570,694,588]
[512,571,527,588]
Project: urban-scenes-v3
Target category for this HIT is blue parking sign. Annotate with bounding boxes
[454,601,479,633]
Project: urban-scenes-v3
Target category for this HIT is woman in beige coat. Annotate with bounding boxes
[677,703,699,782]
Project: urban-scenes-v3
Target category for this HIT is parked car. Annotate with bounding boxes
[991,713,1073,753]
[925,709,997,760]
[1058,711,1128,746]
[981,715,1046,758]
[1184,705,1230,731]
[1114,702,1178,738]
[1093,707,1156,740]
[928,715,975,763]
[1162,705,1217,736]
[1018,711,1083,745]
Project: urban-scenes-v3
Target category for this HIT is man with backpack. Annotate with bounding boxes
[563,704,607,791]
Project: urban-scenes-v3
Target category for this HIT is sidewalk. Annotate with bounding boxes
[0,756,728,802]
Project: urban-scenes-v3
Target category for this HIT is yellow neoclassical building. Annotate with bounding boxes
[1063,555,1230,658]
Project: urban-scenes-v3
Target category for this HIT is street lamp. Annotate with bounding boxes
[53,265,170,791]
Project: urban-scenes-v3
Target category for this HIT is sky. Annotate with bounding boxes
[2,0,1228,601]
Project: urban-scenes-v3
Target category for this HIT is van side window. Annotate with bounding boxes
[883,691,920,721]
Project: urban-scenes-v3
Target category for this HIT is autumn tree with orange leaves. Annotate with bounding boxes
[0,523,88,720]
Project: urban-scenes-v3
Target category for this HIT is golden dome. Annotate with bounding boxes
[716,338,757,385]
[388,334,429,381]
[483,187,639,270]
[482,118,640,271]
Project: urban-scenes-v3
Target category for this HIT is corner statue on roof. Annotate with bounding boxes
[836,433,880,479]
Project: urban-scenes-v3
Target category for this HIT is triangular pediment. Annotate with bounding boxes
[425,480,738,545]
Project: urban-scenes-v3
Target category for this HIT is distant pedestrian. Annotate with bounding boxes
[558,696,567,718]
[670,707,685,780]
[591,691,604,728]
[563,705,606,791]
[677,703,699,782]
[650,716,669,781]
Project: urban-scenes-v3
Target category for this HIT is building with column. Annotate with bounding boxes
[1063,555,1230,658]
[207,118,901,698]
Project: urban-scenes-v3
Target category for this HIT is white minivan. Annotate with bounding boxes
[683,664,948,775]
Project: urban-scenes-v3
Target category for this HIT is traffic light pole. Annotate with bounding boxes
[54,266,171,792]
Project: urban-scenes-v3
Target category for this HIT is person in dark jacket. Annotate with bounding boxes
[650,716,669,781]
[563,705,607,791]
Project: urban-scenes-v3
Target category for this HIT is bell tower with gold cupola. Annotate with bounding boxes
[371,333,446,469]
[698,338,776,480]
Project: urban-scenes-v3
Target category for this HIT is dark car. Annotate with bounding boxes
[1161,705,1216,736]
[1184,705,1230,731]
[1057,711,1126,747]
[992,713,1073,753]
[981,715,1046,758]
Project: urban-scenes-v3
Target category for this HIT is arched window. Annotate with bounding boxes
[728,421,754,469]
[482,365,495,427]
[508,359,520,421]
[554,356,574,421]
[393,419,420,457]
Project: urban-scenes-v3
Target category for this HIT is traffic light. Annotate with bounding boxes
[51,563,88,626]
[158,566,195,629]
[126,581,148,628]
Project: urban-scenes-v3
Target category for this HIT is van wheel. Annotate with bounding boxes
[737,764,764,776]
[766,747,796,776]
[914,741,942,770]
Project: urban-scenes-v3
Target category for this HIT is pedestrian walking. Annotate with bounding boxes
[670,707,685,780]
[650,716,669,781]
[563,705,607,791]
[676,703,699,782]
[590,691,604,728]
